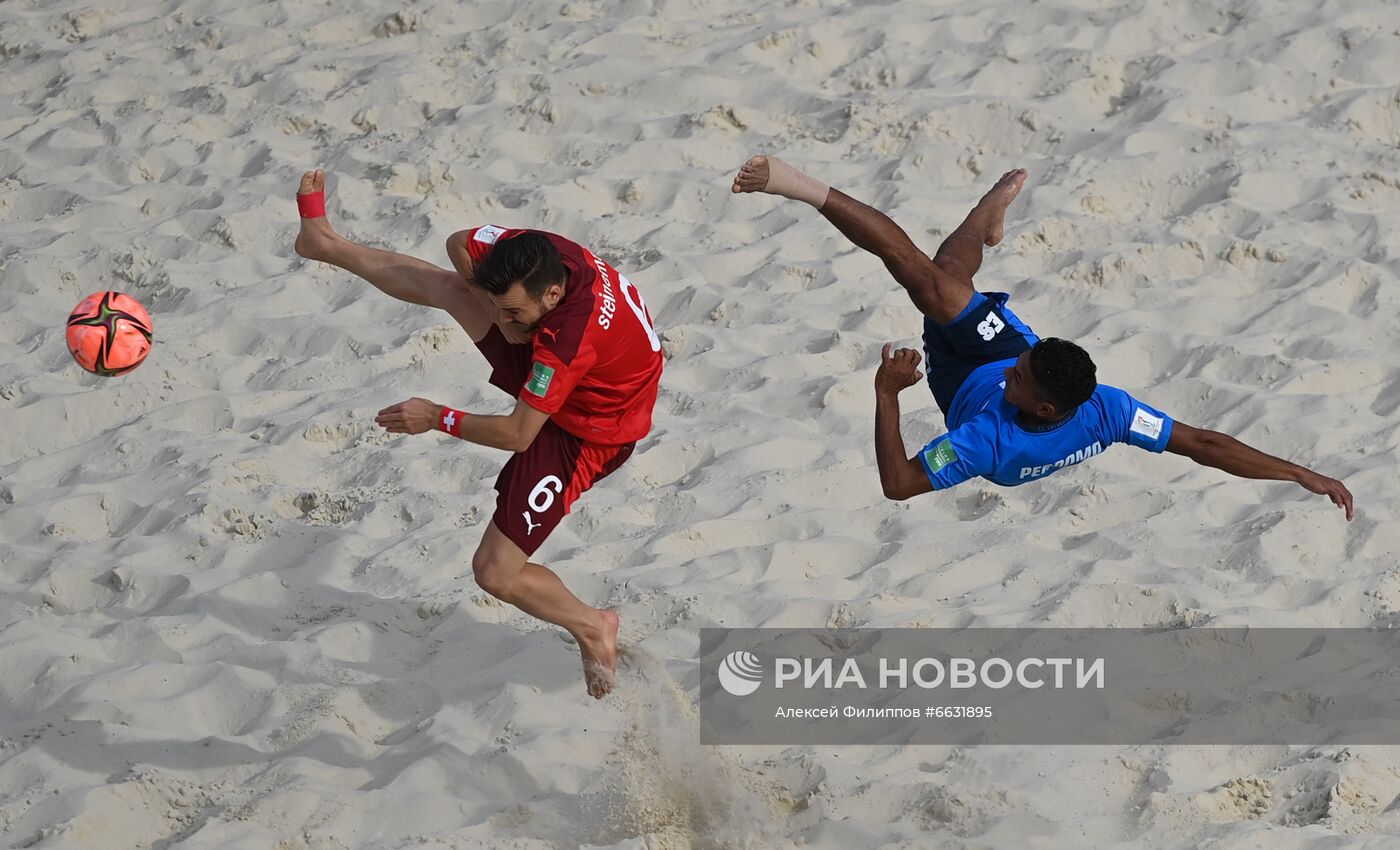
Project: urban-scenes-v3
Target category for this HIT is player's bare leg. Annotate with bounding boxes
[293,170,340,261]
[731,154,830,206]
[932,168,1027,283]
[294,169,494,341]
[473,523,620,699]
[732,156,1027,324]
[733,155,969,322]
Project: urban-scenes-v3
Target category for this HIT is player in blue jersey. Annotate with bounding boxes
[732,157,1354,519]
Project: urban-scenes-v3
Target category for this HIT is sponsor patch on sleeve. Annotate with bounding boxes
[525,361,555,397]
[922,439,959,474]
[1130,408,1164,441]
[473,224,506,246]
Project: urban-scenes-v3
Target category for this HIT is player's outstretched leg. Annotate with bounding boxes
[294,169,355,264]
[931,168,1027,284]
[293,170,495,341]
[732,157,1030,323]
[732,155,831,207]
[733,155,970,323]
[294,168,446,281]
[473,523,621,699]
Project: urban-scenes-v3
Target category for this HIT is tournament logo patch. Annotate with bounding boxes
[526,361,555,397]
[473,224,506,245]
[923,439,959,473]
[1130,408,1164,441]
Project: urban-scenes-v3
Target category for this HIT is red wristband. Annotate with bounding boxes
[296,191,326,219]
[437,406,468,437]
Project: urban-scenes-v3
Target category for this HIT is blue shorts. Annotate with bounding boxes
[922,291,1040,414]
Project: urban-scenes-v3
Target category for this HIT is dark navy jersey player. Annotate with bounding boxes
[732,157,1354,520]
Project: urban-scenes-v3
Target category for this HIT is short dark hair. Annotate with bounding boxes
[471,232,566,298]
[1028,338,1097,410]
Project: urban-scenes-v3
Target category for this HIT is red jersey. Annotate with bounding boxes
[464,225,663,445]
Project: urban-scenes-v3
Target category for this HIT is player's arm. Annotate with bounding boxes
[874,344,935,501]
[1165,421,1354,520]
[451,399,549,452]
[439,229,528,340]
[445,229,479,282]
[375,397,548,453]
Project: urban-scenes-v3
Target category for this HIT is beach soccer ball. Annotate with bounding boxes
[65,291,154,376]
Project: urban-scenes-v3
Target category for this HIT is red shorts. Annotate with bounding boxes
[477,327,635,556]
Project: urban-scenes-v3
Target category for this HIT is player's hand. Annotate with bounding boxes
[375,397,439,435]
[875,343,924,396]
[1297,470,1355,521]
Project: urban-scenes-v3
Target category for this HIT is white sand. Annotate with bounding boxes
[2,0,1398,846]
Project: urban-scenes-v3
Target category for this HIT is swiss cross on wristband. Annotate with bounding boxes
[438,406,468,437]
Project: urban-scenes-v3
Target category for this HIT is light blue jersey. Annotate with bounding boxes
[917,359,1174,490]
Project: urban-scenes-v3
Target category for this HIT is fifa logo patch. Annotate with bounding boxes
[1130,408,1164,440]
[923,439,958,473]
[474,224,506,245]
[526,361,555,397]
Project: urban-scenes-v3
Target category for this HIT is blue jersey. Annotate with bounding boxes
[917,359,1175,490]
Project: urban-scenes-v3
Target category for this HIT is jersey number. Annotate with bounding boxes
[618,274,661,352]
[977,311,1005,341]
[528,475,564,513]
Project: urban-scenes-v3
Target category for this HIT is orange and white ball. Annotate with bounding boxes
[65,291,154,376]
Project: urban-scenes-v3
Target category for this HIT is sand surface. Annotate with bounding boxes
[2,0,1399,847]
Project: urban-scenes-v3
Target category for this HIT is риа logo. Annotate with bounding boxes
[718,650,764,696]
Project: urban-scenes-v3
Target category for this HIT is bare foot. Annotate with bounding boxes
[731,155,830,207]
[293,169,343,262]
[978,168,1027,247]
[577,608,620,699]
[731,155,772,194]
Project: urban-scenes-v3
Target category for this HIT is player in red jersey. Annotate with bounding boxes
[293,170,663,698]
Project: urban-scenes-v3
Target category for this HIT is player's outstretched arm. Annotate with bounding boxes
[375,396,548,453]
[1165,422,1354,520]
[874,344,936,501]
